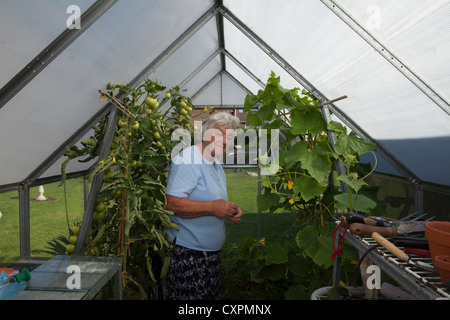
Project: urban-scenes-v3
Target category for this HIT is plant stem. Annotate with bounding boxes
[347,166,353,212]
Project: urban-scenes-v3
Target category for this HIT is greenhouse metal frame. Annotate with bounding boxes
[0,0,449,260]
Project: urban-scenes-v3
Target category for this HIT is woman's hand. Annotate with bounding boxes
[211,199,238,219]
[165,195,242,222]
[229,206,243,224]
[211,200,243,223]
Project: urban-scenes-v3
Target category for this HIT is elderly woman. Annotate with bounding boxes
[164,112,243,300]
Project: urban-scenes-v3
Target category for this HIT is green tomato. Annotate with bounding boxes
[131,120,139,130]
[118,119,127,127]
[66,244,75,254]
[144,96,157,107]
[94,210,105,221]
[96,202,107,212]
[69,235,78,244]
[71,225,80,235]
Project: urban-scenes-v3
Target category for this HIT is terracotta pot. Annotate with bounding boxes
[425,221,450,264]
[434,256,450,285]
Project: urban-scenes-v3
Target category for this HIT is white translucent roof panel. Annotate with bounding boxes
[0,0,213,185]
[184,56,222,101]
[151,17,219,102]
[224,0,450,186]
[224,56,264,95]
[39,130,98,180]
[223,18,300,91]
[337,0,450,103]
[193,73,249,106]
[0,0,95,88]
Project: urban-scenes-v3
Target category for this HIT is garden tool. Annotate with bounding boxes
[390,236,429,250]
[371,232,438,273]
[342,212,433,237]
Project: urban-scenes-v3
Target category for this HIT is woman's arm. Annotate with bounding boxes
[165,194,239,220]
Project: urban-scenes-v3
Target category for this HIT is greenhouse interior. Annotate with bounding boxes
[0,0,449,302]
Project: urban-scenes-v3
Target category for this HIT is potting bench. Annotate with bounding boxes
[332,225,450,300]
[8,255,121,300]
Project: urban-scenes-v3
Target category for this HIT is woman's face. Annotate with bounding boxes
[203,125,234,158]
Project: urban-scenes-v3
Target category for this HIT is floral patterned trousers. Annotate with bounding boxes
[167,245,222,300]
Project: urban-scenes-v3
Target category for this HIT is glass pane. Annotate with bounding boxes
[25,255,119,292]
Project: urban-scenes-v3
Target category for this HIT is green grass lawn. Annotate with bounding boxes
[0,179,86,266]
[0,168,295,268]
[0,168,298,299]
[224,167,297,241]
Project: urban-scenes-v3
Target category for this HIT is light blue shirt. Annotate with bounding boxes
[165,145,228,251]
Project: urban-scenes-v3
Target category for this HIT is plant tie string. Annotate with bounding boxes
[331,222,350,262]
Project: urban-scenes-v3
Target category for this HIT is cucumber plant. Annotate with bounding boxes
[241,72,381,298]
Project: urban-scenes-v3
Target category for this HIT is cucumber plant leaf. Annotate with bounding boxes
[265,242,288,265]
[284,141,331,184]
[294,175,326,202]
[290,109,327,136]
[257,188,280,212]
[337,174,367,192]
[334,192,377,212]
[334,132,376,156]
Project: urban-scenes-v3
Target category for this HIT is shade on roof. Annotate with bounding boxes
[0,0,449,195]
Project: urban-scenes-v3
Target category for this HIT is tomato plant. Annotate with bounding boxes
[58,79,196,298]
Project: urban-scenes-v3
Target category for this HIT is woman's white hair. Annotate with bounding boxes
[202,112,240,132]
